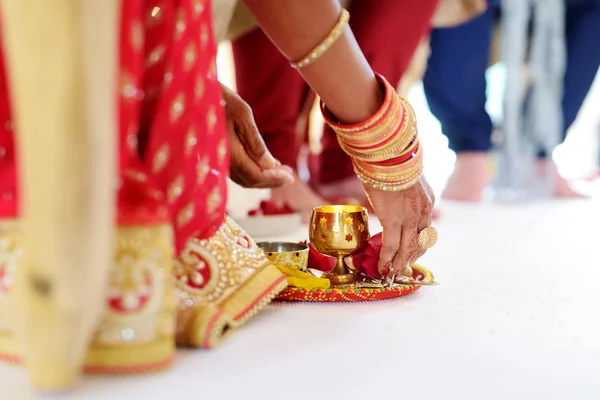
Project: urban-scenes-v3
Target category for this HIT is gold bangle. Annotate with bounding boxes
[354,156,423,183]
[356,164,423,188]
[335,97,402,146]
[354,146,423,178]
[340,97,417,158]
[355,165,423,191]
[354,149,423,178]
[361,100,417,156]
[337,119,417,162]
[290,9,350,69]
[357,164,422,185]
[323,76,396,135]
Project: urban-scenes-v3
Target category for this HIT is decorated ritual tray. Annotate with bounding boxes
[275,264,433,303]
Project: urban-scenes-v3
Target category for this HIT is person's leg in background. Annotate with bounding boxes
[548,0,600,195]
[562,0,600,135]
[315,0,439,201]
[423,2,499,202]
[232,28,327,212]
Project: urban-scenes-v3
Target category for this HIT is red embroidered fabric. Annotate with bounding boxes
[0,0,229,253]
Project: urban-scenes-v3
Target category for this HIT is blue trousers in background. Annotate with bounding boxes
[423,0,600,155]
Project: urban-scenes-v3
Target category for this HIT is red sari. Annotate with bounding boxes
[0,0,285,373]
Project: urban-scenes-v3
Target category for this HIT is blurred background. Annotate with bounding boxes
[212,0,600,218]
[217,44,600,216]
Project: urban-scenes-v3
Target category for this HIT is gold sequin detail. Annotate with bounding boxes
[109,254,152,312]
[217,139,227,165]
[170,94,185,122]
[200,24,209,49]
[345,217,353,225]
[130,21,144,52]
[184,43,197,71]
[1,223,177,348]
[177,203,195,228]
[153,144,170,174]
[126,128,138,152]
[175,8,186,40]
[164,70,173,86]
[173,216,279,339]
[206,106,217,133]
[206,186,222,214]
[146,5,163,26]
[167,175,184,204]
[197,156,210,184]
[124,169,147,182]
[195,76,205,100]
[146,45,166,67]
[208,58,217,79]
[0,222,21,303]
[185,128,197,156]
[153,190,165,201]
[96,225,175,345]
[120,70,138,99]
[194,0,205,17]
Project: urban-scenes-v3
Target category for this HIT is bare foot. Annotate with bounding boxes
[442,152,491,202]
[536,159,587,198]
[271,172,327,222]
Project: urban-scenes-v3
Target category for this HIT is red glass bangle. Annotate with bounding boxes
[320,73,394,132]
[373,142,420,166]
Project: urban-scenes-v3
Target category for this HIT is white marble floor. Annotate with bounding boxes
[2,198,600,400]
[3,46,600,400]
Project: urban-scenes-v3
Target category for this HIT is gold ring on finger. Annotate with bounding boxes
[417,226,438,249]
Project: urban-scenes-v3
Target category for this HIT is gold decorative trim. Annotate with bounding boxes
[94,224,176,346]
[220,263,288,326]
[0,219,21,334]
[84,336,174,374]
[0,222,177,375]
[0,331,19,363]
[175,216,287,347]
[176,302,233,349]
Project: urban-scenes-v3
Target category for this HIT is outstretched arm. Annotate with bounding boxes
[243,0,437,276]
[243,0,383,123]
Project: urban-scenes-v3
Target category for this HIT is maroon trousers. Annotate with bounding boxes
[232,0,438,184]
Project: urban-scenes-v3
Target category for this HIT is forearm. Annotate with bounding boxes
[242,0,383,123]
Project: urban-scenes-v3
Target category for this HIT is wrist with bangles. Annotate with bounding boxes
[288,8,437,252]
[322,76,435,247]
[323,75,423,191]
[288,8,424,193]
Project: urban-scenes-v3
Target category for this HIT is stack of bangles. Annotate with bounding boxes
[288,9,422,192]
[322,76,422,191]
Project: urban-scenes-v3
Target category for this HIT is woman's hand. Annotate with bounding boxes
[222,84,294,188]
[363,175,435,277]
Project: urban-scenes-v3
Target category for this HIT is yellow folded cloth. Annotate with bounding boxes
[275,265,331,290]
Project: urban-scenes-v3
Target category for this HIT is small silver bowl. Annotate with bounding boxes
[257,242,309,271]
